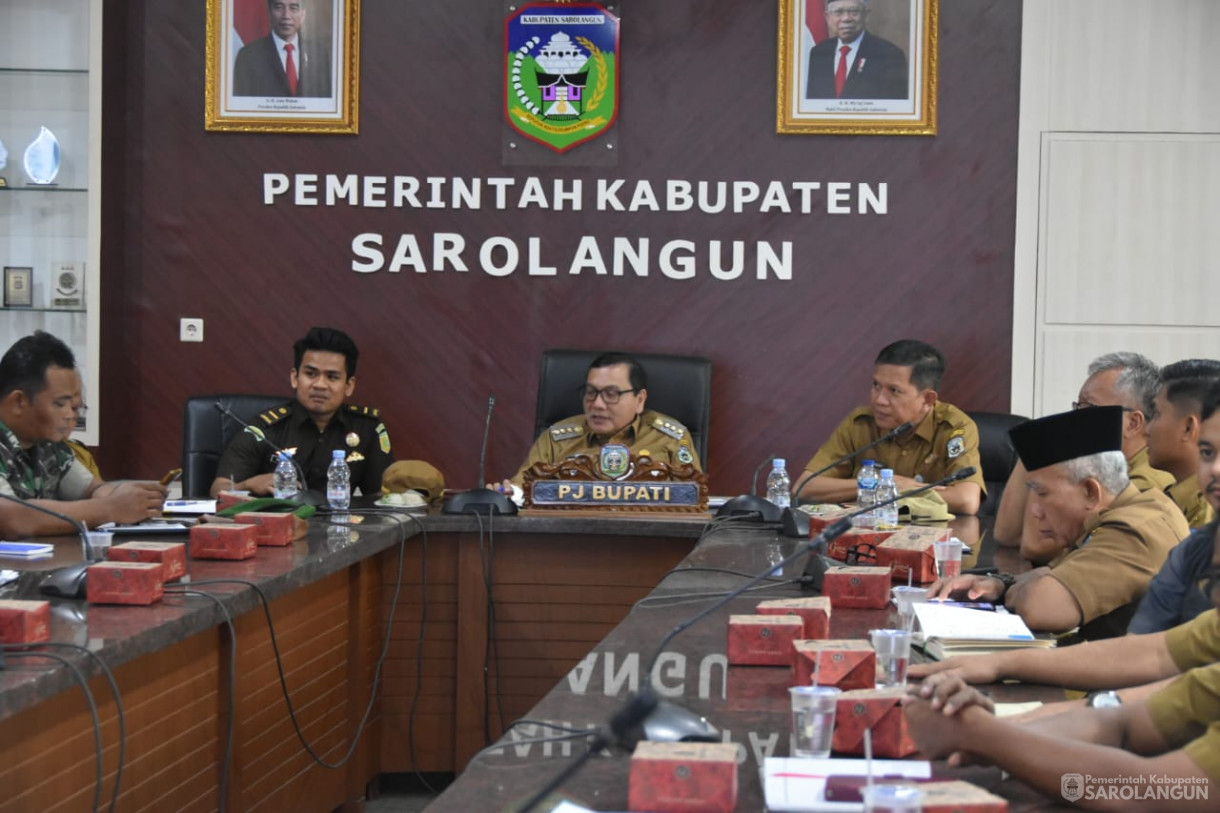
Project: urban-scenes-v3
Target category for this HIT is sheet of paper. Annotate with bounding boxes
[763,757,932,812]
[915,601,1036,641]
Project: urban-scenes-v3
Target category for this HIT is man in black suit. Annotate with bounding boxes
[806,0,908,100]
[233,0,332,98]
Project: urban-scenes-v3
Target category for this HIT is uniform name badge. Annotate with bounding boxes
[600,443,629,479]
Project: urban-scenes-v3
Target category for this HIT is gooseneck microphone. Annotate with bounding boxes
[716,451,782,522]
[781,420,916,537]
[442,394,517,515]
[0,492,93,599]
[213,401,309,496]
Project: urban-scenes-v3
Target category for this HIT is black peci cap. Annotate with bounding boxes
[1008,405,1124,471]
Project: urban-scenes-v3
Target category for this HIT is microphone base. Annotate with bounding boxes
[39,561,91,600]
[715,495,782,523]
[443,488,518,516]
[780,507,811,538]
[799,553,837,594]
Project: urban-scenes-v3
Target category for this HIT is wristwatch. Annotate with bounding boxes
[987,572,1017,597]
[1085,690,1123,708]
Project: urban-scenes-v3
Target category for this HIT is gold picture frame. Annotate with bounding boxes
[777,0,937,136]
[205,0,360,134]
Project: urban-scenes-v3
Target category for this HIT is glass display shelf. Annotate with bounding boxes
[0,187,89,194]
[0,307,88,314]
[0,67,88,76]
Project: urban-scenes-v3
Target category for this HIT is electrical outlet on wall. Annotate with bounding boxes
[180,318,204,342]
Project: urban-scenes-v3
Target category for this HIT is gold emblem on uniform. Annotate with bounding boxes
[600,444,630,478]
[346,432,360,447]
[947,432,966,459]
[348,451,365,463]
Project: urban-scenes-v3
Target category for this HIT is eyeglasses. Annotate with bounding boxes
[828,6,865,18]
[579,385,638,405]
[1071,401,1138,413]
[845,542,879,565]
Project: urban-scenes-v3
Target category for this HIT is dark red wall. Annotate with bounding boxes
[98,1,1022,492]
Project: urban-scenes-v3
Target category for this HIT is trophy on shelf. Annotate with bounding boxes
[0,137,8,187]
[4,267,34,308]
[23,126,61,186]
[51,261,84,309]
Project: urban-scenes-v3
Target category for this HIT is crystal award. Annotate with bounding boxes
[23,127,61,185]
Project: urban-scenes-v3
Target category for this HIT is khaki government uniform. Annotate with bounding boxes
[1166,474,1214,529]
[1127,446,1175,493]
[512,409,700,484]
[1147,617,1220,783]
[803,402,986,495]
[1046,485,1189,639]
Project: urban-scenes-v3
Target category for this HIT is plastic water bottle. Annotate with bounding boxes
[273,451,298,500]
[766,458,792,509]
[326,449,351,510]
[875,468,900,530]
[854,459,879,528]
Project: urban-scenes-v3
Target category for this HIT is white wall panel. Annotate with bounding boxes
[1041,135,1220,326]
[1045,0,1220,133]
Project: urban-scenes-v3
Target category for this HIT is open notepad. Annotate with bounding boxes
[915,601,1056,659]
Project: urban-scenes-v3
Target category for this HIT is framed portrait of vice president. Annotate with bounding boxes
[777,0,937,135]
[206,0,360,133]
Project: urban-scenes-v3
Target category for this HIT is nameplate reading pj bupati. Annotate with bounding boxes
[522,450,709,513]
[532,481,701,507]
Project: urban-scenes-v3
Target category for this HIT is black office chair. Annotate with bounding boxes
[181,394,286,497]
[967,410,1029,518]
[534,349,713,465]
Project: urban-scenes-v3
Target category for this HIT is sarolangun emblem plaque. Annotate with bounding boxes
[505,2,621,153]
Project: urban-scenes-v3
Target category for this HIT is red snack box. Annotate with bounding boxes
[918,780,1010,812]
[826,527,898,562]
[755,597,831,639]
[822,566,892,609]
[86,562,165,605]
[189,523,258,560]
[628,741,738,813]
[875,526,948,584]
[216,490,256,511]
[235,511,304,547]
[792,640,875,690]
[727,615,804,666]
[832,687,917,757]
[0,600,51,644]
[800,504,854,536]
[108,541,187,582]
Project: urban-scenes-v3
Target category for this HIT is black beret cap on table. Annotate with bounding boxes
[1008,405,1124,471]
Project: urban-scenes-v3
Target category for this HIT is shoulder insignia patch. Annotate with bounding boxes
[550,423,582,441]
[376,422,391,454]
[259,407,290,426]
[651,416,687,441]
[678,446,694,465]
[346,404,381,418]
[947,432,966,459]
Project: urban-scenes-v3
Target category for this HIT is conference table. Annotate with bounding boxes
[0,505,1069,811]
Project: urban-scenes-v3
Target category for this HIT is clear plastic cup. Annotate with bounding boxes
[870,629,912,689]
[933,539,962,580]
[891,586,928,631]
[85,530,114,559]
[789,685,840,758]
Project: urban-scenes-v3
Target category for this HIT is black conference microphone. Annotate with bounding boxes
[213,401,316,502]
[0,492,93,599]
[781,420,917,538]
[443,395,517,515]
[798,466,978,592]
[715,451,781,522]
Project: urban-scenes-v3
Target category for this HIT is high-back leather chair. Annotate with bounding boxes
[181,394,286,497]
[967,410,1029,517]
[534,350,713,465]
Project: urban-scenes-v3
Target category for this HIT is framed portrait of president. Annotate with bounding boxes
[205,0,360,133]
[777,0,937,135]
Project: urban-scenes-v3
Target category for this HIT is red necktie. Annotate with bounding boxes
[835,44,850,98]
[285,43,299,96]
